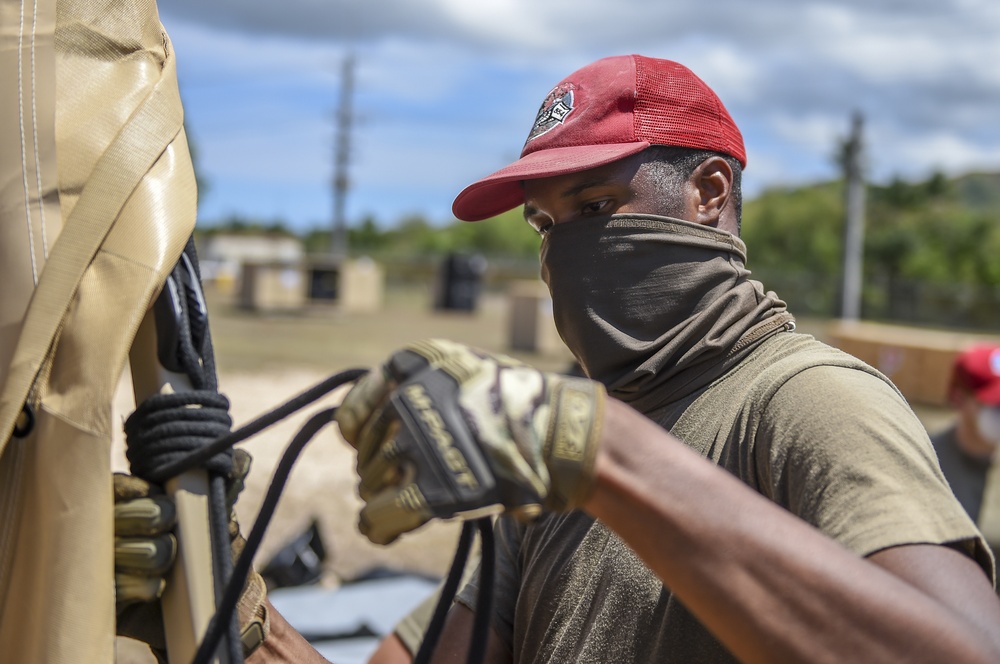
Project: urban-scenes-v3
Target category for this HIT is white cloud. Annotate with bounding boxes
[156,0,1000,229]
[685,46,763,104]
[769,113,849,155]
[873,127,1000,181]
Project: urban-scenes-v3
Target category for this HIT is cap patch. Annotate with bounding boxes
[526,84,576,144]
[990,349,1000,376]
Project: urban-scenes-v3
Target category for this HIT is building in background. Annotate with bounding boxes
[196,231,305,296]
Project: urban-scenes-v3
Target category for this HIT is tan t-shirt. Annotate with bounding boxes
[458,333,993,663]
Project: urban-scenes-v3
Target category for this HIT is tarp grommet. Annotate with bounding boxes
[13,403,35,438]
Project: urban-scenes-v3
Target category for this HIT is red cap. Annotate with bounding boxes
[452,55,747,222]
[951,344,1000,406]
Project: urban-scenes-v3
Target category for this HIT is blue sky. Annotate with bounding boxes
[158,0,1000,233]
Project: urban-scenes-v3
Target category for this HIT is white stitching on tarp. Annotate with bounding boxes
[30,0,48,261]
[17,0,39,286]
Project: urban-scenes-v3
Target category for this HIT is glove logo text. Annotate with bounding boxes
[403,383,480,490]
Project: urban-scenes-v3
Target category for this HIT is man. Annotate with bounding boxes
[933,345,1000,533]
[335,54,1000,663]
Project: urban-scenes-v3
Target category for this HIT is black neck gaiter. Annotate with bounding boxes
[540,214,795,413]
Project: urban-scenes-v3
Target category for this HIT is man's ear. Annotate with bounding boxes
[689,156,734,230]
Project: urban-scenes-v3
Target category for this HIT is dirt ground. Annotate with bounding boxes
[111,280,955,587]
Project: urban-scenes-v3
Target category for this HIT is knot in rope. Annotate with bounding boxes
[125,390,234,482]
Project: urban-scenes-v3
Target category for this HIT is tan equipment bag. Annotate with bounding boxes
[0,0,199,660]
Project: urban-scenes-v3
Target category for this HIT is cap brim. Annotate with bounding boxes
[452,142,651,222]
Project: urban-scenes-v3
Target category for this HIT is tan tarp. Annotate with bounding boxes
[0,0,196,660]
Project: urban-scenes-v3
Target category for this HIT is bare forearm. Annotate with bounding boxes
[584,398,1000,664]
[430,603,510,664]
[246,600,332,664]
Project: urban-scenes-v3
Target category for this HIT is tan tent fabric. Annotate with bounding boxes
[0,0,197,660]
[0,0,62,388]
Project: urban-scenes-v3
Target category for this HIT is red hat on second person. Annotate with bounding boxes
[452,54,747,222]
[951,344,1000,406]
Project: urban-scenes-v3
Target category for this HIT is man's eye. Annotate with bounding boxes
[534,221,553,236]
[527,218,553,236]
[582,200,611,215]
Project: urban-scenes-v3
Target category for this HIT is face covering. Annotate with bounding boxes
[976,405,1000,446]
[540,214,794,412]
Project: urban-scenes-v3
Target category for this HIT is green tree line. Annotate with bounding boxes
[741,171,1000,328]
[300,208,542,260]
[742,172,1000,287]
[200,170,1000,329]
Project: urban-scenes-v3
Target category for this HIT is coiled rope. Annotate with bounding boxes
[125,238,241,663]
[125,240,494,664]
[148,375,494,664]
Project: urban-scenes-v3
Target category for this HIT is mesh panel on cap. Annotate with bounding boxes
[633,57,745,165]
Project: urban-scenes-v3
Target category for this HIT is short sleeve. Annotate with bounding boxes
[395,543,483,654]
[394,590,440,655]
[756,365,994,582]
[455,515,525,652]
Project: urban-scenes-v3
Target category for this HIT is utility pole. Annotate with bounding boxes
[330,53,355,260]
[840,111,866,321]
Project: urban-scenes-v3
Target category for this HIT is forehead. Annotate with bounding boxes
[522,156,644,202]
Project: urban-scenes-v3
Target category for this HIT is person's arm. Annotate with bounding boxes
[367,633,413,664]
[365,603,509,664]
[246,599,332,664]
[429,603,510,664]
[337,340,1000,663]
[585,397,1000,664]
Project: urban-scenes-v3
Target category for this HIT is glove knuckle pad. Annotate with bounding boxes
[388,370,500,516]
[114,534,177,576]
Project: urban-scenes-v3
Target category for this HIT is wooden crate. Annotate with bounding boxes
[828,321,1000,406]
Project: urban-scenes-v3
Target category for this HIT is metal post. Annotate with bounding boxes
[840,111,866,321]
[331,54,354,260]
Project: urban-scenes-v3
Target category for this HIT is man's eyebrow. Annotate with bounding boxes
[560,177,615,198]
[521,174,617,221]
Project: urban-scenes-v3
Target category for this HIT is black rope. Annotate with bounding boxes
[190,407,337,664]
[179,244,219,389]
[174,239,243,664]
[414,522,476,664]
[133,365,498,664]
[129,241,501,663]
[125,394,236,662]
[125,392,233,479]
[208,475,238,663]
[128,237,242,663]
[469,518,495,664]
[125,365,365,662]
[168,239,218,393]
[146,369,367,484]
[131,367,363,664]
[412,517,495,664]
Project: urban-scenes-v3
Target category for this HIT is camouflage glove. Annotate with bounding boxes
[336,338,606,545]
[229,504,271,657]
[114,474,177,612]
[113,449,269,657]
[113,472,175,658]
